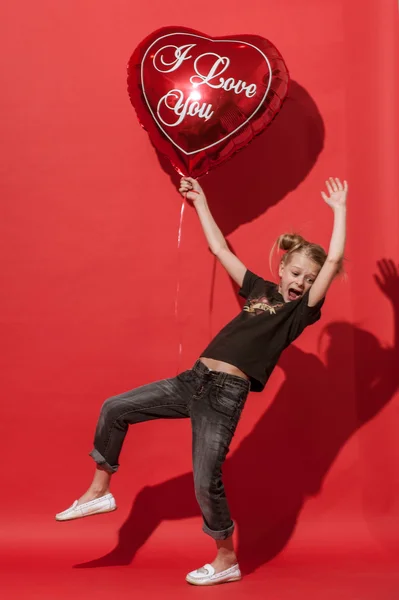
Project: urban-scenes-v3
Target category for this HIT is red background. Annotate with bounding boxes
[1,1,398,598]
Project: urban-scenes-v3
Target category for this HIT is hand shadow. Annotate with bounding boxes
[74,259,399,574]
[157,80,325,235]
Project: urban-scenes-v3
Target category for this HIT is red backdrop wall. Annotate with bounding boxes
[1,1,398,598]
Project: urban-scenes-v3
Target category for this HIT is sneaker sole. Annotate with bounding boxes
[55,506,117,521]
[186,575,242,586]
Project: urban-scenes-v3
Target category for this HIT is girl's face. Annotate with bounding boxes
[278,252,320,302]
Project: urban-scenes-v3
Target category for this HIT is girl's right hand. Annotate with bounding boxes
[179,177,205,204]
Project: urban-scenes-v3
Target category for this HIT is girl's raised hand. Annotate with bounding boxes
[179,177,205,204]
[321,177,348,209]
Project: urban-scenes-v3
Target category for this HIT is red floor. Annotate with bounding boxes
[2,516,398,599]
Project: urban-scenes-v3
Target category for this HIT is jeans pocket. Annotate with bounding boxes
[212,384,246,418]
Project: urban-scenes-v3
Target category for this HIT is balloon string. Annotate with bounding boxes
[175,199,186,374]
[209,255,217,344]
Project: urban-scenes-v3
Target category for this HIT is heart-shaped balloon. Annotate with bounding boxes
[128,27,289,178]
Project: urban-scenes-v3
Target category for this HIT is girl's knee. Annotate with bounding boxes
[100,395,123,419]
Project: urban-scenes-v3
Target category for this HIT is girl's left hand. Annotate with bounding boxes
[321,177,348,209]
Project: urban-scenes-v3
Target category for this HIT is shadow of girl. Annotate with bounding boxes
[74,260,399,573]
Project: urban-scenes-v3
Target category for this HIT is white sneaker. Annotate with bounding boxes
[186,563,242,586]
[55,493,117,521]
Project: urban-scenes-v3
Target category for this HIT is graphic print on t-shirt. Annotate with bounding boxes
[243,293,285,316]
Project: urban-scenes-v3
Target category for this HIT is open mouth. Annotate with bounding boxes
[288,288,302,301]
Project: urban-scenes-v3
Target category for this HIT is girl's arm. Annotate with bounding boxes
[308,177,348,307]
[179,177,247,287]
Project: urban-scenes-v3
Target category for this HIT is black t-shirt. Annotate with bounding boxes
[201,269,324,392]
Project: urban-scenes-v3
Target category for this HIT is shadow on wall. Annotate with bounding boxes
[74,260,399,574]
[157,80,325,235]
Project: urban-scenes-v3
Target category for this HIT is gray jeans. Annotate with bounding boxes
[90,359,250,540]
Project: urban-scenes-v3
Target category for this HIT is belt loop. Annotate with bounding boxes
[193,359,202,375]
[215,371,227,387]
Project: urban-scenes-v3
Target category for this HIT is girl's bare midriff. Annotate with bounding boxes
[199,357,249,381]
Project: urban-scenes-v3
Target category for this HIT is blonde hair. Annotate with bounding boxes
[269,232,344,275]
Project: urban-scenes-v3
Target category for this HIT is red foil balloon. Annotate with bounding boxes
[128,27,290,178]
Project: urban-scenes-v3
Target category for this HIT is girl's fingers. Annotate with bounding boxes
[325,180,333,195]
[321,191,329,202]
[329,177,338,192]
[344,180,348,191]
[335,178,343,191]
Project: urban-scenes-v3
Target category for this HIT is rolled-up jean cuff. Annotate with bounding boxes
[89,449,119,474]
[202,520,235,540]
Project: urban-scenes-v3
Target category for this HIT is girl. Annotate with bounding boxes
[56,176,348,586]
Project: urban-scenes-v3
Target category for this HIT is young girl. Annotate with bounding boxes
[56,176,348,586]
